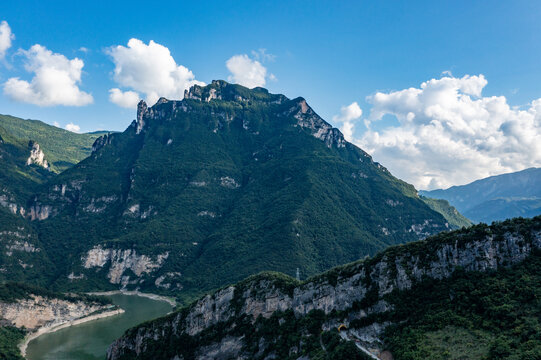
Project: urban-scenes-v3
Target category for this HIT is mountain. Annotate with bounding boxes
[0,114,109,173]
[0,123,52,212]
[0,117,109,285]
[107,216,541,360]
[2,80,452,303]
[420,168,541,223]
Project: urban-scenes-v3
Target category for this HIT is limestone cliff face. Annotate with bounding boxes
[107,219,541,360]
[82,246,169,287]
[26,141,49,169]
[0,193,26,216]
[0,295,107,332]
[288,98,346,149]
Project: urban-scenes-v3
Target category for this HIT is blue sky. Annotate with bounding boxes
[1,1,541,189]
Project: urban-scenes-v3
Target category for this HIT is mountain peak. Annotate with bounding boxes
[184,80,288,104]
[136,100,148,134]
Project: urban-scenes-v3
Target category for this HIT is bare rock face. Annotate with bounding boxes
[0,295,107,331]
[289,98,346,148]
[0,194,25,216]
[83,246,169,287]
[136,100,148,134]
[28,203,54,221]
[92,134,113,153]
[107,223,541,360]
[26,140,49,169]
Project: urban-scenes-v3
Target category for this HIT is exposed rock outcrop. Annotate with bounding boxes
[92,134,113,153]
[83,246,169,287]
[0,295,106,331]
[288,98,346,148]
[28,203,54,221]
[0,193,25,216]
[26,140,49,169]
[184,80,287,104]
[136,100,148,134]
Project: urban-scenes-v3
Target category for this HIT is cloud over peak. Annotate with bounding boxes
[108,38,203,107]
[226,54,268,89]
[3,44,93,106]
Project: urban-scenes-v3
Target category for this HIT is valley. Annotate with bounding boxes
[2,3,541,359]
[0,81,539,360]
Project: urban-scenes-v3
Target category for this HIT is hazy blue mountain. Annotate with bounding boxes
[420,167,541,223]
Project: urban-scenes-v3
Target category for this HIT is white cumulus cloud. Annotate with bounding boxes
[65,122,81,133]
[353,74,541,190]
[0,21,14,60]
[226,54,268,88]
[332,102,362,141]
[108,38,203,106]
[109,88,140,109]
[3,44,93,106]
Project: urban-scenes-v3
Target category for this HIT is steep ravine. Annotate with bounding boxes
[107,217,541,360]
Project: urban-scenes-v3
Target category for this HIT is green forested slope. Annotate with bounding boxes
[0,114,109,173]
[18,81,451,302]
[0,124,51,206]
[420,195,472,228]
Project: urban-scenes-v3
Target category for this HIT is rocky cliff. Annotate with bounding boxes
[0,283,117,358]
[107,216,541,360]
[0,294,107,332]
[26,141,49,170]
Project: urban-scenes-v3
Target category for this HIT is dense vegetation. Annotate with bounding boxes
[0,114,108,173]
[0,282,111,305]
[16,81,453,302]
[0,327,24,360]
[383,249,541,359]
[420,195,472,228]
[421,167,541,223]
[0,124,51,205]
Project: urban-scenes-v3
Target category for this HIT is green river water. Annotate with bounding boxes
[26,294,173,360]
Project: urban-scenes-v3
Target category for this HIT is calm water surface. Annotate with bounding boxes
[26,294,173,360]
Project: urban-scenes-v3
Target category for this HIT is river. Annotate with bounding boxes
[25,294,173,360]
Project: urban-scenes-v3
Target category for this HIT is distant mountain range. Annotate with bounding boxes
[0,81,461,304]
[420,167,541,223]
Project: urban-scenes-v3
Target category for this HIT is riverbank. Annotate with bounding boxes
[86,290,177,307]
[19,307,124,357]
